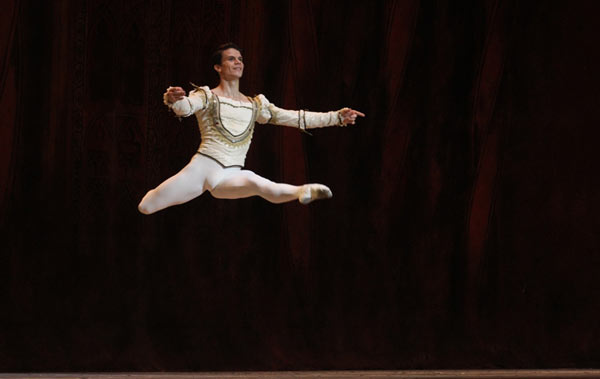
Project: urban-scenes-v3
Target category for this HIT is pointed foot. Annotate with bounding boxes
[299,184,333,204]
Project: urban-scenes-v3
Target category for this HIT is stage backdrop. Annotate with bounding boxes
[2,0,600,372]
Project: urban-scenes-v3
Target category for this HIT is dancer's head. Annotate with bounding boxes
[212,42,244,80]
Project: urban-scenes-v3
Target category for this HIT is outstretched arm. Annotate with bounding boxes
[256,96,365,132]
[163,86,207,117]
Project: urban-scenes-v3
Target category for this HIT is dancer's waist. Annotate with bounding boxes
[197,140,249,168]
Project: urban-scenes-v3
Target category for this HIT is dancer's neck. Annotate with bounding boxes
[214,79,242,100]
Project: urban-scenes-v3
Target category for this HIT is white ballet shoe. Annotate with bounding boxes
[298,184,333,204]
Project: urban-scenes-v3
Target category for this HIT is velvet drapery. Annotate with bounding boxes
[2,0,600,371]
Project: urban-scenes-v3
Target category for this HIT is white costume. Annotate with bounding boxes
[137,85,344,214]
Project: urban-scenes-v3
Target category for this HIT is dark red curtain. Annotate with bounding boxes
[2,0,600,371]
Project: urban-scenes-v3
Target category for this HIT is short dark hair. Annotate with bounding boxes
[211,42,243,67]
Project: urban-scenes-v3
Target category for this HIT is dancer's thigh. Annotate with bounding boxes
[146,155,218,205]
[210,169,270,199]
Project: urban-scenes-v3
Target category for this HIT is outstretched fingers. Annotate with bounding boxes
[351,109,366,117]
[166,86,186,103]
[341,108,366,125]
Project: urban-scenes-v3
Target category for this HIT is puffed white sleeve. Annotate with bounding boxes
[163,85,209,117]
[254,94,345,132]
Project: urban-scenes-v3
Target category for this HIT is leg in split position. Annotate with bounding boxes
[138,154,332,214]
[210,169,332,204]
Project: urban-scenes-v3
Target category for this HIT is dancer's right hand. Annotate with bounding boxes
[165,86,186,103]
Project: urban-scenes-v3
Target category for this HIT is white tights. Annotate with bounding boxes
[138,154,303,214]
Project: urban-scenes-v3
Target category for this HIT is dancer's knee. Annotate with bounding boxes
[138,199,154,215]
[138,192,157,215]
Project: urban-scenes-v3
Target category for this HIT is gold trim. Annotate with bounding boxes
[209,92,257,145]
[196,151,243,168]
[188,82,208,109]
[218,101,253,110]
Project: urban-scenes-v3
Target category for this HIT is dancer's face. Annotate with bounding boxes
[215,48,244,79]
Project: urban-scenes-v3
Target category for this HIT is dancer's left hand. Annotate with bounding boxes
[340,108,366,125]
